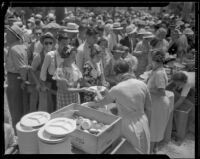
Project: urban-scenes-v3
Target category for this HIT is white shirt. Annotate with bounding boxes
[40,50,64,81]
[181,71,195,97]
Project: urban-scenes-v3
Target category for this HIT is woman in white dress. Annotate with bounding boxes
[146,50,173,153]
[92,60,152,154]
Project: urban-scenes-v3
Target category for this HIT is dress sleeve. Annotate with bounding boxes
[181,83,191,97]
[40,53,51,81]
[154,70,167,89]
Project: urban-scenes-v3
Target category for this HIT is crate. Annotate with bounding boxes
[51,103,122,154]
[174,104,192,140]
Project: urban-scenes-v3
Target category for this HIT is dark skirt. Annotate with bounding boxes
[6,73,24,129]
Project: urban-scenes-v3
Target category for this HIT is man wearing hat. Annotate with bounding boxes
[120,25,138,54]
[133,31,155,77]
[107,22,123,53]
[35,14,44,28]
[63,23,79,47]
[104,44,125,87]
[76,27,98,73]
[5,24,30,129]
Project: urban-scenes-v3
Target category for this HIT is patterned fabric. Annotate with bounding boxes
[82,61,102,102]
[57,89,78,109]
[54,63,82,110]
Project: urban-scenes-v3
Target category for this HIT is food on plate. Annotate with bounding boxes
[81,119,92,130]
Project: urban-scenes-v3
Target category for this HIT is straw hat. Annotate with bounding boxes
[40,32,56,44]
[143,32,155,39]
[6,24,24,40]
[112,22,123,30]
[137,28,152,35]
[64,23,79,33]
[126,25,137,35]
[183,28,194,35]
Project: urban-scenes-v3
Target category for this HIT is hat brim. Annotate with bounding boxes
[127,28,137,35]
[112,27,123,30]
[143,35,155,39]
[64,29,79,33]
[111,50,125,54]
[6,26,23,40]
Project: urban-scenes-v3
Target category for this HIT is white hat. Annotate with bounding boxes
[112,22,123,30]
[64,23,79,33]
[126,25,137,35]
[183,28,194,35]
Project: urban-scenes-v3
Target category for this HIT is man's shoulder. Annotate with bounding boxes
[11,44,26,52]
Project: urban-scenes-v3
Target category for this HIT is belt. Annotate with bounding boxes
[7,72,20,76]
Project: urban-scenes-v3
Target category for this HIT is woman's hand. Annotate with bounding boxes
[102,81,110,88]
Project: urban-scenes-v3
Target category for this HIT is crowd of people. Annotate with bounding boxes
[4,7,195,154]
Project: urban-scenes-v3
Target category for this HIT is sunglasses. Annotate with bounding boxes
[44,41,53,46]
[36,33,42,35]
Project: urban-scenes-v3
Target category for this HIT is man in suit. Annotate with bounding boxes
[120,25,138,54]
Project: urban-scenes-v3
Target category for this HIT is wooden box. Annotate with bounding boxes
[51,103,122,154]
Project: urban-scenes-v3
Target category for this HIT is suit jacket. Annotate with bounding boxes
[120,36,138,53]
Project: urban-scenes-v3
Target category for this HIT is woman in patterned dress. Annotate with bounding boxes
[53,45,91,109]
[82,44,108,102]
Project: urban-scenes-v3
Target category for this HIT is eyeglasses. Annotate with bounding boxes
[36,33,42,35]
[44,41,53,46]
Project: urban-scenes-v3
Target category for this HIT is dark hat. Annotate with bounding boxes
[6,24,24,40]
[40,32,55,44]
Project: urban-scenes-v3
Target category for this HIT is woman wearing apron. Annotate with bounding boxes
[91,60,152,154]
[146,50,173,153]
[40,32,69,112]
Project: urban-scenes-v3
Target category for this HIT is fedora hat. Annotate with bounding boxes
[111,44,125,54]
[112,22,123,30]
[64,23,79,33]
[126,25,137,35]
[143,32,155,39]
[137,28,152,35]
[6,24,24,40]
[40,32,56,44]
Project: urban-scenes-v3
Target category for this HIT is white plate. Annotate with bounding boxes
[88,86,107,92]
[44,118,76,137]
[38,126,66,144]
[20,111,50,128]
